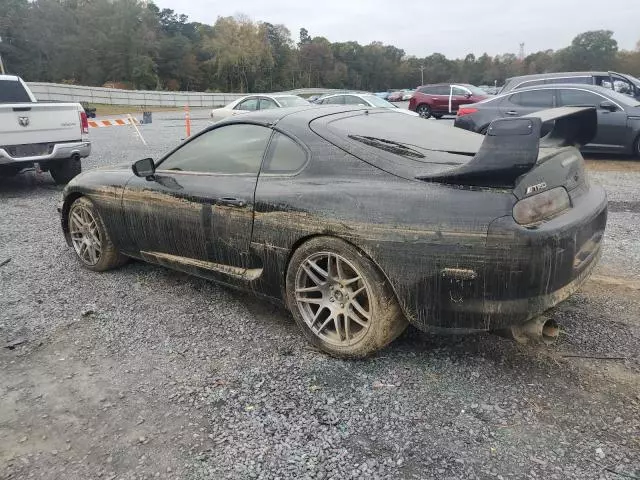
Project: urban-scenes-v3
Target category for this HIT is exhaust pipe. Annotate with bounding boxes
[495,316,560,345]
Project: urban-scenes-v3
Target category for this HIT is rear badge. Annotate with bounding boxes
[526,182,547,195]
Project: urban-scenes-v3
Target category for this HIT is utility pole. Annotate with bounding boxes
[0,36,6,75]
[419,66,425,85]
[518,43,525,61]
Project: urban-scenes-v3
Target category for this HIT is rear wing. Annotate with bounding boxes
[416,106,596,187]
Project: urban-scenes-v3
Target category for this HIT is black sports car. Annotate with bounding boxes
[60,105,607,358]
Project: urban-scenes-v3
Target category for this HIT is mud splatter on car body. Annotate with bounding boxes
[60,105,607,334]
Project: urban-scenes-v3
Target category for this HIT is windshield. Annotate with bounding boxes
[459,84,488,96]
[359,94,396,108]
[276,96,310,107]
[0,80,32,103]
[606,88,640,107]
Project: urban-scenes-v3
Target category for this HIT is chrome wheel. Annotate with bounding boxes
[295,252,372,347]
[69,205,102,266]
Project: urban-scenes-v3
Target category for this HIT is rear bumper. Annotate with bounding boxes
[0,141,91,166]
[452,115,478,132]
[408,184,607,332]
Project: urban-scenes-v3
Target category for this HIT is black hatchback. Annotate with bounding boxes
[454,84,640,157]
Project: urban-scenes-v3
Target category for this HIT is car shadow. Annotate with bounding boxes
[0,169,62,195]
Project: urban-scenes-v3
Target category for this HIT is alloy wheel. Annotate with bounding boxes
[69,205,102,266]
[294,252,372,347]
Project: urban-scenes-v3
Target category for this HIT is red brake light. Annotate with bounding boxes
[457,107,478,117]
[80,110,89,134]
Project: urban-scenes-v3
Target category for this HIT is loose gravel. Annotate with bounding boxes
[1,110,639,480]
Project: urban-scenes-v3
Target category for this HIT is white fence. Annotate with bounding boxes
[26,83,346,107]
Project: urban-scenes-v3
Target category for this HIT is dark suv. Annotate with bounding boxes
[408,84,489,119]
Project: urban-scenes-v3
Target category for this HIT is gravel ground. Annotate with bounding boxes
[1,110,639,480]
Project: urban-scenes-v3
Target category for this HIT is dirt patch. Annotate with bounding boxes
[585,159,640,173]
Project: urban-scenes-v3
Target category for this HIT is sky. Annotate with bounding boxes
[153,0,638,59]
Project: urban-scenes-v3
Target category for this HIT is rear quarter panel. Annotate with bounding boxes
[251,140,515,329]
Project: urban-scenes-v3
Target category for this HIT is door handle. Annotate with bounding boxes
[505,110,519,116]
[218,197,246,208]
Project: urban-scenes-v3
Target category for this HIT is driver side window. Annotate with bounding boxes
[157,124,272,175]
[234,98,259,111]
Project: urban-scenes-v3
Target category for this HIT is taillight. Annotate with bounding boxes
[80,111,89,134]
[457,107,478,117]
[513,187,571,225]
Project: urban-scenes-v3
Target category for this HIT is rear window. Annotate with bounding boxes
[311,110,482,179]
[275,96,309,107]
[0,80,32,103]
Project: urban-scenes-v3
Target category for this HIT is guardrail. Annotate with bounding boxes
[26,83,352,107]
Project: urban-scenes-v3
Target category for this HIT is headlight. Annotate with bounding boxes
[513,187,571,225]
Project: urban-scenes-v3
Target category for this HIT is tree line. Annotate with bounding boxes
[1,0,639,93]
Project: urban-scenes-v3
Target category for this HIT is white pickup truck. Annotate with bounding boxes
[0,75,91,184]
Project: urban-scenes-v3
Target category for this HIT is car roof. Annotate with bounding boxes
[0,74,20,81]
[506,72,608,83]
[477,83,620,105]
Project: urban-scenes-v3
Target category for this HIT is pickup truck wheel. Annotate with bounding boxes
[286,237,407,358]
[50,158,82,185]
[68,197,128,272]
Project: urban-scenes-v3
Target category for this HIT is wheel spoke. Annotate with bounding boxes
[350,285,366,297]
[350,298,371,320]
[326,253,334,280]
[344,313,351,342]
[296,296,323,305]
[306,259,328,279]
[333,314,344,341]
[71,211,84,227]
[335,256,346,281]
[343,276,361,286]
[316,313,334,334]
[302,263,326,286]
[347,311,368,328]
[295,285,322,293]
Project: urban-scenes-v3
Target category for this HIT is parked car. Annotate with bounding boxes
[0,74,90,184]
[387,91,405,102]
[402,89,415,101]
[210,94,310,122]
[500,71,640,101]
[454,84,640,157]
[374,91,391,99]
[408,84,489,119]
[314,93,419,116]
[59,104,606,357]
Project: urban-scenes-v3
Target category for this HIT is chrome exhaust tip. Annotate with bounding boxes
[495,316,560,345]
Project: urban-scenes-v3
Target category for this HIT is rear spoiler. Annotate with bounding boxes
[417,106,597,187]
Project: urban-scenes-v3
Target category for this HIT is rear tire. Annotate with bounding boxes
[286,237,407,358]
[50,158,82,185]
[416,104,432,119]
[634,135,640,159]
[68,197,128,272]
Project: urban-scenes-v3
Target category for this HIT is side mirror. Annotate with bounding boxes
[132,157,155,179]
[599,101,617,112]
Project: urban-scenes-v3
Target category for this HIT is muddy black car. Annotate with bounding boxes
[60,105,607,358]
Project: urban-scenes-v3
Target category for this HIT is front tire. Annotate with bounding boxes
[286,237,407,358]
[68,197,127,272]
[416,104,432,119]
[50,158,82,185]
